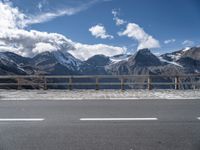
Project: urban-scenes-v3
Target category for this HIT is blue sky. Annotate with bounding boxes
[0,0,200,59]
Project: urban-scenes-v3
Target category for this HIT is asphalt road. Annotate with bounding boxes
[0,99,200,150]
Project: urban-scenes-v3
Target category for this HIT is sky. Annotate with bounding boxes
[0,0,200,60]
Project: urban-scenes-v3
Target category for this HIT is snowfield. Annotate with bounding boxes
[0,89,199,100]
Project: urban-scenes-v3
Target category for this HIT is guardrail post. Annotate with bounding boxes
[17,77,22,90]
[175,76,179,90]
[38,76,41,89]
[121,77,125,91]
[147,76,152,90]
[192,84,196,90]
[192,77,196,90]
[95,77,99,90]
[68,77,72,90]
[43,77,47,90]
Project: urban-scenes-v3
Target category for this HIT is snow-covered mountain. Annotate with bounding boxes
[160,47,200,73]
[0,47,199,75]
[30,50,83,75]
[160,47,200,62]
[106,49,184,76]
[85,55,111,67]
[0,52,29,75]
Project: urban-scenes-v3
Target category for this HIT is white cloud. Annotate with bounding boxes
[89,24,114,39]
[70,43,126,60]
[115,18,126,26]
[164,39,176,44]
[0,28,125,60]
[37,0,48,11]
[38,3,42,11]
[0,29,75,56]
[25,7,85,26]
[112,10,126,26]
[111,9,160,50]
[119,23,160,50]
[0,1,125,60]
[0,1,27,29]
[0,0,99,29]
[32,42,57,54]
[25,0,100,26]
[182,40,194,46]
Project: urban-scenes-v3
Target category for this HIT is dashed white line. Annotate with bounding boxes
[80,118,158,121]
[0,118,45,122]
[197,117,200,120]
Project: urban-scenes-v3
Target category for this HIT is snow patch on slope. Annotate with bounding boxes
[164,47,191,62]
[52,51,82,71]
[0,52,26,72]
[182,47,191,52]
[110,54,131,64]
[159,56,183,67]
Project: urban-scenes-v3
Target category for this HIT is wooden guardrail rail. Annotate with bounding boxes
[0,74,199,90]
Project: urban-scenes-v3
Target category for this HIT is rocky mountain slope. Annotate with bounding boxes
[0,47,199,76]
[161,47,200,74]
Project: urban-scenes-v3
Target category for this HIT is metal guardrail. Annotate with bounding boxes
[0,74,199,90]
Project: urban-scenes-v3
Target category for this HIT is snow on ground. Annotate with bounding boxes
[0,89,199,100]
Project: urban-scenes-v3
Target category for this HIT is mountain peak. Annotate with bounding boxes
[161,46,200,62]
[128,48,162,66]
[86,54,110,67]
[137,48,151,53]
[0,46,199,76]
[181,47,200,60]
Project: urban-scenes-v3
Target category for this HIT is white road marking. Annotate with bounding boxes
[80,118,158,121]
[0,118,45,122]
[197,117,200,120]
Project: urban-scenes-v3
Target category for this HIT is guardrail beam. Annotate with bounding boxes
[0,75,199,90]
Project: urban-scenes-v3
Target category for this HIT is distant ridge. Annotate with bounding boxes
[0,47,199,76]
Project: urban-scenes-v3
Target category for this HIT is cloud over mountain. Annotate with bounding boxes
[118,23,160,50]
[0,29,75,56]
[69,43,126,60]
[182,40,195,47]
[0,1,126,60]
[0,27,125,60]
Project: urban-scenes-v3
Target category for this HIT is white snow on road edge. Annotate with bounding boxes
[0,89,200,100]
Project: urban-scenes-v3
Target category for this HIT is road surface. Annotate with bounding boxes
[0,99,200,150]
